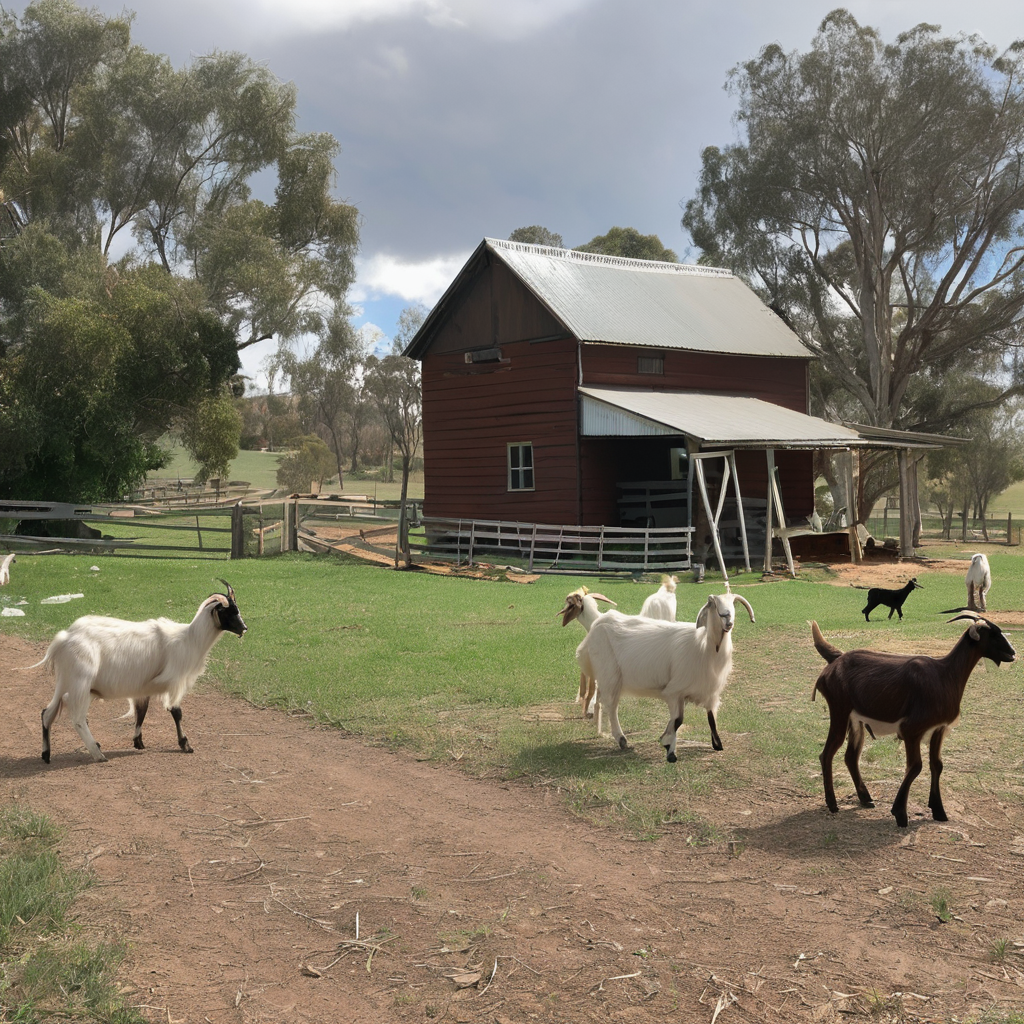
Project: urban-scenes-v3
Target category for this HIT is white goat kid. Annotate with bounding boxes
[0,552,14,586]
[640,574,678,621]
[37,581,246,763]
[573,592,754,761]
[966,553,991,612]
[558,586,618,717]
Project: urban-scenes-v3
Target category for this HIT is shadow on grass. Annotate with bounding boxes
[510,735,723,779]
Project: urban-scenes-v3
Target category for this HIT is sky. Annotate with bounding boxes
[25,0,1024,386]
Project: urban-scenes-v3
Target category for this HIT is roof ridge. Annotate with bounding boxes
[486,238,733,278]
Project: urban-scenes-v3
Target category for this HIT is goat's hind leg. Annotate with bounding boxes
[927,727,948,822]
[660,700,684,763]
[819,710,848,814]
[64,688,106,763]
[41,689,63,764]
[132,697,150,750]
[169,705,193,753]
[844,722,874,807]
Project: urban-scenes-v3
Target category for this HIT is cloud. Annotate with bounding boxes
[246,0,595,40]
[352,251,471,305]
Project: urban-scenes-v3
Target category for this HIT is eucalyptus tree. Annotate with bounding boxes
[576,226,676,262]
[683,10,1024,541]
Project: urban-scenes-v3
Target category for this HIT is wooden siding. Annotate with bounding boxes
[421,335,580,521]
[429,256,567,355]
[581,344,810,412]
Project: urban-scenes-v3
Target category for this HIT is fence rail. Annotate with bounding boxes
[412,517,694,573]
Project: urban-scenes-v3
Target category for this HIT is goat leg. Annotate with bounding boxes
[843,722,874,807]
[169,705,193,753]
[891,734,924,828]
[927,727,948,822]
[132,697,150,750]
[660,702,684,763]
[819,713,848,814]
[706,710,724,751]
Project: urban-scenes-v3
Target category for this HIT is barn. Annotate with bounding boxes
[403,239,924,572]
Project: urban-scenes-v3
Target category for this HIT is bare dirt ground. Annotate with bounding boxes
[3,559,1024,1023]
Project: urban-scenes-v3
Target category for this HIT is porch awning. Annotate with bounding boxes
[578,387,947,450]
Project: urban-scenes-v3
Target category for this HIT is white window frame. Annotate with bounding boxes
[507,441,535,491]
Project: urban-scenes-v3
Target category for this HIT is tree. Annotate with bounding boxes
[365,306,425,565]
[179,392,243,486]
[682,10,1024,548]
[508,225,563,248]
[0,1,359,354]
[575,226,676,262]
[275,434,336,494]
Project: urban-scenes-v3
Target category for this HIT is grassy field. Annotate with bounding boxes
[2,548,1021,838]
[150,442,425,501]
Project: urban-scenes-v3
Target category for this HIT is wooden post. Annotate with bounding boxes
[1008,512,1012,545]
[230,502,245,559]
[898,449,914,557]
[195,515,203,551]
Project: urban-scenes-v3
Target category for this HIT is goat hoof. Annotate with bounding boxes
[892,811,909,828]
[666,751,677,763]
[618,736,627,750]
[931,808,948,822]
[180,741,194,753]
[133,737,145,750]
[41,751,50,764]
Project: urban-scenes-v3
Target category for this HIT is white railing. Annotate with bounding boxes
[412,517,693,573]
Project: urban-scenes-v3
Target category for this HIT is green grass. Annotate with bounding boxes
[0,805,144,1023]
[2,550,1023,837]
[148,440,425,500]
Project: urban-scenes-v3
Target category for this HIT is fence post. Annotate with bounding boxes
[231,502,245,559]
[1008,512,1013,545]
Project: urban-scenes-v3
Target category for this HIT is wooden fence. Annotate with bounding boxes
[409,517,694,573]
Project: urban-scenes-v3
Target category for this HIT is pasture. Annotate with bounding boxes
[1,547,1024,1021]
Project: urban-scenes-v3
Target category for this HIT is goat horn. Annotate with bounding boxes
[733,593,756,622]
[589,593,618,606]
[217,578,236,602]
[946,612,981,624]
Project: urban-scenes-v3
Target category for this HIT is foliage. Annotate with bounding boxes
[0,243,239,500]
[179,391,243,485]
[508,225,563,248]
[274,434,336,493]
[575,226,676,262]
[682,9,1024,445]
[0,0,359,499]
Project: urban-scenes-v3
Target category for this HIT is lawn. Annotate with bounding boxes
[2,549,1021,838]
[149,441,424,501]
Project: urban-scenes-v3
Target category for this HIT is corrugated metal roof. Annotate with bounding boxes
[579,387,866,448]
[488,239,812,359]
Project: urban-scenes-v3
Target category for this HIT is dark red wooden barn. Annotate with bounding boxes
[404,239,922,571]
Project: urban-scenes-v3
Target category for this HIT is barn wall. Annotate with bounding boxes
[421,335,580,522]
[581,344,810,412]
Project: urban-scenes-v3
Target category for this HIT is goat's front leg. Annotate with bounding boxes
[706,709,723,751]
[660,700,684,762]
[891,734,924,828]
[132,697,150,750]
[927,727,948,822]
[843,721,874,807]
[169,706,193,753]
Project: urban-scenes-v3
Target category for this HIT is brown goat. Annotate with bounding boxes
[810,615,1015,827]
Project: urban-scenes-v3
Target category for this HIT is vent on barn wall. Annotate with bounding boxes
[465,347,503,364]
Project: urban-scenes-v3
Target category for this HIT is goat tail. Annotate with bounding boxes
[18,650,53,674]
[810,620,842,665]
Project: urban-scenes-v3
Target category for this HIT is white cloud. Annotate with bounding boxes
[245,0,594,39]
[352,250,471,305]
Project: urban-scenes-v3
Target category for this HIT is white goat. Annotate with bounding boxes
[640,574,678,621]
[558,586,619,717]
[0,553,14,586]
[35,582,246,763]
[571,591,755,761]
[966,553,991,612]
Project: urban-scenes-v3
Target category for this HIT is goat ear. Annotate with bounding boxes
[695,600,710,630]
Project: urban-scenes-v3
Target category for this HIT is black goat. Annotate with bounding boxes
[862,577,921,621]
[810,614,1015,827]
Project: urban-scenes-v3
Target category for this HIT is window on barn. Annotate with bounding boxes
[508,442,535,491]
[637,353,664,375]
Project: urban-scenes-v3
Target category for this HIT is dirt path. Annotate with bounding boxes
[3,631,1023,1023]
